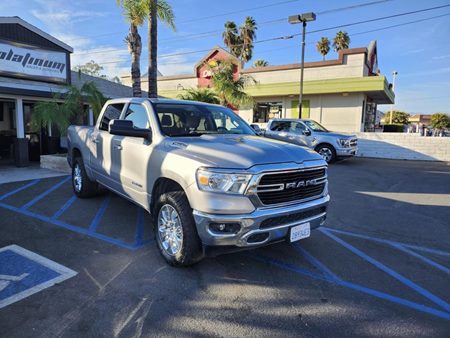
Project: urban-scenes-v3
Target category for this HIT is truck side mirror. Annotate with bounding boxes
[303,129,311,136]
[109,119,152,142]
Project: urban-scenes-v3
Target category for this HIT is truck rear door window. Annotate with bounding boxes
[99,103,125,131]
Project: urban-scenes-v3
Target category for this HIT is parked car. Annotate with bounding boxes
[67,98,329,266]
[262,119,358,163]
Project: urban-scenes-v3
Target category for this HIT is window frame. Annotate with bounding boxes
[98,103,126,132]
[121,103,150,129]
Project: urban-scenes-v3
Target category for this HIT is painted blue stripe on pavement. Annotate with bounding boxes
[391,243,450,276]
[21,176,71,210]
[250,253,450,320]
[324,227,450,257]
[293,244,341,282]
[320,228,450,313]
[248,253,334,283]
[51,195,77,220]
[88,194,111,233]
[337,279,450,320]
[0,179,41,201]
[0,201,139,251]
[134,207,145,246]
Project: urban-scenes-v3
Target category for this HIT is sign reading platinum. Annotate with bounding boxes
[0,41,67,82]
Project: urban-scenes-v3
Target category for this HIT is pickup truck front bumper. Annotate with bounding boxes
[336,146,358,158]
[193,194,329,249]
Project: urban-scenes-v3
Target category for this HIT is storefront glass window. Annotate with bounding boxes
[253,102,282,123]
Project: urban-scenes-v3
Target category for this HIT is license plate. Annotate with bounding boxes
[290,222,310,242]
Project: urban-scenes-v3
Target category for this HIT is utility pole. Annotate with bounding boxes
[389,70,398,124]
[299,21,306,114]
[288,12,316,118]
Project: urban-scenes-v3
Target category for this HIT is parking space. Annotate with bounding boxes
[0,158,449,337]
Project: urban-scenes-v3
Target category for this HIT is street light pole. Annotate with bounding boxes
[288,12,316,118]
[389,70,398,124]
[299,21,306,114]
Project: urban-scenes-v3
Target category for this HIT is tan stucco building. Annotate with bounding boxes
[123,41,395,133]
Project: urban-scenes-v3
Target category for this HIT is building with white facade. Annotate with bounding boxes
[144,42,394,133]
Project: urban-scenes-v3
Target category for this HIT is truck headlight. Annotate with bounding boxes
[196,169,252,194]
[337,139,351,147]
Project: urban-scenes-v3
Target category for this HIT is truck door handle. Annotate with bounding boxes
[91,138,99,144]
[114,145,123,150]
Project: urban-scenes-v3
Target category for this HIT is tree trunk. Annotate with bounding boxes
[130,24,142,98]
[148,0,158,98]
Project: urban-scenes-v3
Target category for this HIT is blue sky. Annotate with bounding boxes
[2,0,450,113]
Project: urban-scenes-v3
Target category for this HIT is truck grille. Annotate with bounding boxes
[256,168,326,205]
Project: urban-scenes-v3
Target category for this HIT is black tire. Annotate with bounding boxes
[72,157,99,198]
[154,191,203,266]
[315,144,337,163]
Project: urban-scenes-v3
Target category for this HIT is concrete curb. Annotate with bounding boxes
[40,155,71,174]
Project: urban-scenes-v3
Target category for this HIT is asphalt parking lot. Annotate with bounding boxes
[0,158,449,337]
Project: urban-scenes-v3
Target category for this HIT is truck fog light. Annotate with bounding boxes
[209,222,241,234]
[247,233,270,243]
[320,215,327,225]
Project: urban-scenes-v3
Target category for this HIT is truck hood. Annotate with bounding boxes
[164,134,322,169]
[317,131,356,139]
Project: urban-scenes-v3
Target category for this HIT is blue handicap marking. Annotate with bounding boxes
[0,245,77,309]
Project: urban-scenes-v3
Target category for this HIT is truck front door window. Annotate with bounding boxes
[124,103,149,129]
[154,104,255,137]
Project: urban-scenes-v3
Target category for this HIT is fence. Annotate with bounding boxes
[355,133,450,162]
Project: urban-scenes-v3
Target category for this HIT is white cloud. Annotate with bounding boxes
[403,48,425,55]
[72,46,131,78]
[29,0,128,79]
[401,67,450,77]
[52,33,92,50]
[31,0,107,31]
[432,54,450,60]
[157,49,197,76]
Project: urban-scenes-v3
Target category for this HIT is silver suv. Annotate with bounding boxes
[262,119,358,163]
[68,99,329,266]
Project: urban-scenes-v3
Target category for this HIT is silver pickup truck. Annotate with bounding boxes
[67,98,329,266]
[259,119,358,163]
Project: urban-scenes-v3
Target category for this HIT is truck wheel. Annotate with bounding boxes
[72,157,99,198]
[154,191,203,266]
[316,144,336,163]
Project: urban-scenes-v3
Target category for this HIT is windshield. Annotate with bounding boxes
[303,120,328,132]
[153,103,256,137]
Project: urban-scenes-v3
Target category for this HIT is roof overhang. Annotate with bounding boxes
[245,76,395,104]
[0,16,73,53]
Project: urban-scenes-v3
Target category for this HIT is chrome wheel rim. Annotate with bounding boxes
[158,204,183,256]
[318,148,333,162]
[73,164,82,192]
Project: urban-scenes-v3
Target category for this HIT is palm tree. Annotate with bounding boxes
[223,17,257,64]
[316,37,330,60]
[31,100,71,136]
[31,81,106,134]
[223,21,241,58]
[253,59,268,67]
[209,60,253,108]
[178,88,219,104]
[147,0,176,98]
[117,0,147,97]
[333,31,350,52]
[240,16,257,63]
